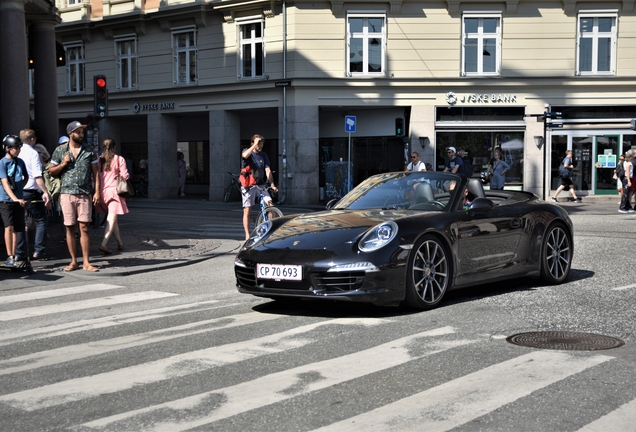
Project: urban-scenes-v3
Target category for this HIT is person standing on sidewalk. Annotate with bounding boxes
[406,152,426,171]
[551,150,581,203]
[15,129,52,262]
[49,121,101,272]
[96,138,129,254]
[1,135,28,267]
[618,150,634,213]
[177,151,187,197]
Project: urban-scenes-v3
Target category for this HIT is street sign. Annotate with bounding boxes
[275,81,291,87]
[345,116,356,133]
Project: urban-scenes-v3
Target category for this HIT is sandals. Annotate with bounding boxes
[83,264,99,272]
[117,243,125,251]
[99,245,113,254]
[63,264,78,272]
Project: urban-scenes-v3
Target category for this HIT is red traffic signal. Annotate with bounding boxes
[93,75,108,118]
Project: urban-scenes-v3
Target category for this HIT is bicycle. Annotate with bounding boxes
[223,172,241,203]
[254,185,283,226]
[136,175,148,197]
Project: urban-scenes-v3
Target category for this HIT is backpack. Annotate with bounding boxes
[559,159,571,179]
[239,165,257,188]
[616,160,625,179]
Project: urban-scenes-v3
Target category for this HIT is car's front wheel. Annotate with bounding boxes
[405,235,451,310]
[540,222,572,284]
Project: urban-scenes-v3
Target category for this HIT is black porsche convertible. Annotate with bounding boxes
[235,172,573,310]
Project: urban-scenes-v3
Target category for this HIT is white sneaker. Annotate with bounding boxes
[5,256,15,268]
[619,209,628,213]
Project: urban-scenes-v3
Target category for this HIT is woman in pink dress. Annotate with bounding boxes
[96,137,129,254]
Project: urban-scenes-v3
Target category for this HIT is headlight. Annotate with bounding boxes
[358,221,398,252]
[244,220,273,248]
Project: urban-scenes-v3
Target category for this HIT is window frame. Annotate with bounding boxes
[171,26,198,86]
[237,16,266,80]
[115,35,138,91]
[461,13,502,77]
[346,12,386,77]
[66,0,81,6]
[576,11,617,76]
[64,42,85,94]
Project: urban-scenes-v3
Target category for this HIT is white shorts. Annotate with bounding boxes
[242,185,272,208]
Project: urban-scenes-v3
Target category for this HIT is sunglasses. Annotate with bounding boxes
[411,156,417,159]
[447,151,453,154]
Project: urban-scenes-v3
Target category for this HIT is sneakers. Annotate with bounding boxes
[550,197,558,202]
[619,209,629,213]
[630,209,635,213]
[5,256,15,268]
[575,198,582,202]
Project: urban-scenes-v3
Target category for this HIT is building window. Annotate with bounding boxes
[462,14,501,76]
[172,28,197,85]
[239,19,265,79]
[116,37,138,90]
[577,14,616,75]
[67,0,81,5]
[347,14,385,76]
[65,43,85,94]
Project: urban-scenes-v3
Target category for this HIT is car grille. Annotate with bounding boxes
[236,266,366,293]
[312,271,365,292]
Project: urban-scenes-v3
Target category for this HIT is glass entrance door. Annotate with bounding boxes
[592,135,619,195]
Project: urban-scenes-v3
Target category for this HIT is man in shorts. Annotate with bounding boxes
[1,135,28,267]
[241,134,278,240]
[49,121,101,271]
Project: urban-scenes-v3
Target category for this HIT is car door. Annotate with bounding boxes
[452,203,523,285]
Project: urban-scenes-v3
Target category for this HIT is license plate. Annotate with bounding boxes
[257,264,302,281]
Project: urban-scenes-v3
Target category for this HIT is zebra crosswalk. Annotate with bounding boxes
[0,283,634,431]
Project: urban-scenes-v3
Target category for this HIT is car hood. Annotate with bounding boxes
[261,209,433,250]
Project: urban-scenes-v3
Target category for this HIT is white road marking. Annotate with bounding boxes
[611,283,636,291]
[0,284,124,305]
[80,327,464,431]
[0,317,393,411]
[0,312,283,375]
[578,398,636,432]
[0,291,179,321]
[0,300,226,345]
[314,351,612,432]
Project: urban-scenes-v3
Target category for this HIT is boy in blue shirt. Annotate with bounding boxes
[1,135,28,267]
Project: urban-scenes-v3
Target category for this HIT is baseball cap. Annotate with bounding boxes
[66,121,87,135]
[447,146,456,153]
[58,136,69,145]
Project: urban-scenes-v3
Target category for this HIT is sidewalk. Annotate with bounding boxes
[0,192,622,277]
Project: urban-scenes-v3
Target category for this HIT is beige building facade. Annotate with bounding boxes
[55,0,636,203]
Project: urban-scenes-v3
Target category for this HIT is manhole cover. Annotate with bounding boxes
[506,331,624,351]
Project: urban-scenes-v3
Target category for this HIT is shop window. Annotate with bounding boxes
[178,141,209,184]
[64,42,85,94]
[436,132,524,187]
[347,14,385,76]
[238,19,265,79]
[116,37,138,90]
[172,28,197,85]
[577,13,616,75]
[462,14,501,76]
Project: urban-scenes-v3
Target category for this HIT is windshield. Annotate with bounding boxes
[333,172,463,211]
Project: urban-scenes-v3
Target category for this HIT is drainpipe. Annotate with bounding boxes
[279,0,288,204]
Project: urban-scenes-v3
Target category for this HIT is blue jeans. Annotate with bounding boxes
[620,178,632,211]
[16,190,48,259]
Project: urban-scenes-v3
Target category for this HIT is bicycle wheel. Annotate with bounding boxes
[256,206,284,226]
[223,183,233,203]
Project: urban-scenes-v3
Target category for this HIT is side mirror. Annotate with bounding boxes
[469,197,494,211]
[326,198,339,210]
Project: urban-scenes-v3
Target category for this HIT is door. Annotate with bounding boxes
[592,135,619,195]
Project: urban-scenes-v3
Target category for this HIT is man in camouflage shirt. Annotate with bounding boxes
[49,121,101,272]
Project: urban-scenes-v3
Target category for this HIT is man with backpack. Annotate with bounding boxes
[241,134,277,240]
[551,149,581,203]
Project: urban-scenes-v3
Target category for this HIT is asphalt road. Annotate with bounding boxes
[0,198,635,431]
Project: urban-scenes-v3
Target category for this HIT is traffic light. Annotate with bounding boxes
[395,117,405,137]
[93,75,108,118]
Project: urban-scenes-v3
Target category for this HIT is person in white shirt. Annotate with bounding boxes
[15,129,52,261]
[406,152,426,171]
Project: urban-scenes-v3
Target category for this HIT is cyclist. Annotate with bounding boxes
[241,134,277,240]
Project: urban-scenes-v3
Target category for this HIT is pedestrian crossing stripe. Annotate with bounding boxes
[577,398,636,431]
[0,283,123,305]
[0,317,392,411]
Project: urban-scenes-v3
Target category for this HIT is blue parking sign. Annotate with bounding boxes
[345,116,356,133]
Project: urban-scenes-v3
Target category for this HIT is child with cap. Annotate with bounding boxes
[1,135,28,267]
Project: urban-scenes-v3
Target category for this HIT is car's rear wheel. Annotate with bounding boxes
[540,222,572,284]
[405,235,451,310]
